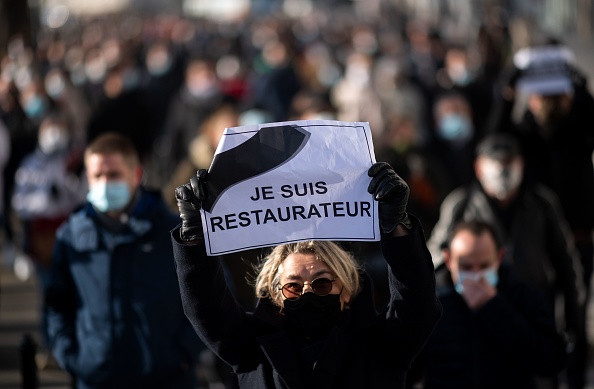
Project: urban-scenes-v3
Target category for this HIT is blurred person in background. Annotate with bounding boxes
[331,51,383,142]
[427,132,585,389]
[18,79,56,129]
[216,54,249,103]
[45,132,206,389]
[86,49,153,165]
[294,41,341,97]
[43,67,91,153]
[140,40,187,188]
[372,55,431,148]
[489,43,594,389]
[287,89,336,121]
[376,113,453,234]
[162,101,240,212]
[77,46,108,111]
[11,112,87,366]
[434,44,494,134]
[430,91,478,188]
[142,40,186,149]
[247,35,302,122]
[1,53,45,272]
[403,21,446,113]
[408,220,567,389]
[142,40,186,127]
[0,119,10,264]
[155,57,224,188]
[474,16,511,87]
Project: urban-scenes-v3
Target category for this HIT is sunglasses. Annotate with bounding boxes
[279,278,337,300]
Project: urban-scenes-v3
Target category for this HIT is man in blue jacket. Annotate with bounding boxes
[45,132,205,389]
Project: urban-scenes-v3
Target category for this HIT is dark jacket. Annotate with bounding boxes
[487,71,594,232]
[427,181,584,335]
[171,216,442,389]
[408,263,567,389]
[45,189,203,389]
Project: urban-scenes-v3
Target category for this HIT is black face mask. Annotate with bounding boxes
[283,293,342,338]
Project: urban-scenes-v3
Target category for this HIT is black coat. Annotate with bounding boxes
[427,182,584,335]
[516,100,594,232]
[171,216,442,389]
[409,263,567,389]
[487,72,594,232]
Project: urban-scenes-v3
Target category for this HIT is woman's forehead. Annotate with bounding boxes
[280,252,331,278]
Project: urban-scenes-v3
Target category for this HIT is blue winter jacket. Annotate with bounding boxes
[45,188,204,389]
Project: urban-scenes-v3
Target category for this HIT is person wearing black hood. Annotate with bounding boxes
[172,162,442,388]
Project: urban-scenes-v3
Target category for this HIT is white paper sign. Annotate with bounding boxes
[200,120,380,256]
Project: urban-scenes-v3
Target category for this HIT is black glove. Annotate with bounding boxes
[175,169,208,241]
[367,162,412,234]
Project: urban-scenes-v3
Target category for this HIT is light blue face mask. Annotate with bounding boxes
[87,181,131,213]
[455,267,499,294]
[24,95,48,119]
[451,70,475,87]
[437,113,473,143]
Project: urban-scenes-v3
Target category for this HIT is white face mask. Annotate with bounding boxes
[85,58,106,83]
[45,73,66,98]
[437,113,473,143]
[478,158,523,200]
[39,125,69,155]
[345,64,370,86]
[146,50,172,76]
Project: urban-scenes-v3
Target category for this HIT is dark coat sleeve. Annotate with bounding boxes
[535,187,585,336]
[171,226,257,367]
[379,216,443,368]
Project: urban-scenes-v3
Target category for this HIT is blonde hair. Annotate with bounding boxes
[254,241,362,308]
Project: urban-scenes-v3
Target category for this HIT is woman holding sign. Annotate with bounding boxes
[171,162,442,388]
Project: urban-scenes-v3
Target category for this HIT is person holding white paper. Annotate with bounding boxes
[171,162,442,388]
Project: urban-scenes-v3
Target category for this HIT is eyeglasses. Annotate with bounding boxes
[279,278,337,300]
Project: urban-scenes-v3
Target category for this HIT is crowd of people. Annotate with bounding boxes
[0,1,592,388]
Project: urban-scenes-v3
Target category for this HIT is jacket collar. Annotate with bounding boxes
[255,318,353,389]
